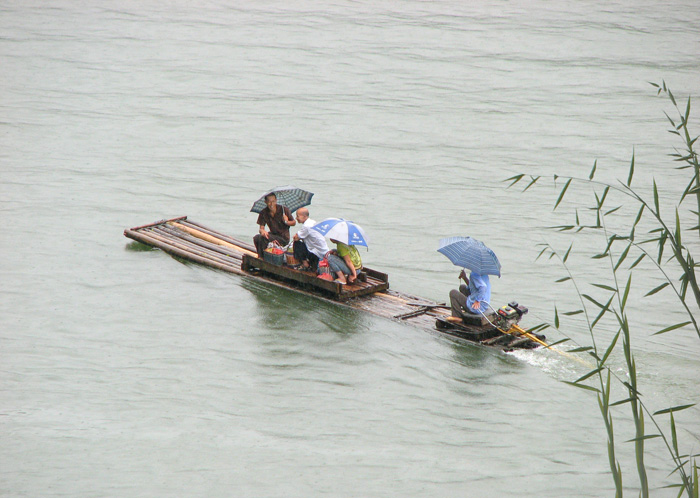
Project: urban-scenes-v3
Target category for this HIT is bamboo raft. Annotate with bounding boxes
[124,216,544,351]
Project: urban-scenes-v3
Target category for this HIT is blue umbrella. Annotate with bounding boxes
[312,218,369,247]
[437,236,501,277]
[250,185,314,214]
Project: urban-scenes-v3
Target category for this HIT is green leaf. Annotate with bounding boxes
[555,276,571,283]
[589,160,597,180]
[563,309,584,316]
[554,306,560,329]
[605,205,622,216]
[583,294,606,309]
[621,274,632,310]
[653,321,692,335]
[563,243,573,263]
[685,95,691,124]
[645,282,669,297]
[600,330,620,367]
[575,367,604,383]
[554,178,572,211]
[592,283,617,292]
[629,253,646,270]
[569,346,594,353]
[563,381,600,393]
[669,88,677,106]
[675,207,682,247]
[591,295,614,329]
[548,338,571,347]
[610,397,633,407]
[625,434,661,443]
[614,243,631,272]
[504,174,524,187]
[653,178,660,215]
[627,151,635,186]
[653,404,696,415]
[523,176,540,192]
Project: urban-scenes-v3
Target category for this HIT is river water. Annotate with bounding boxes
[2,1,699,496]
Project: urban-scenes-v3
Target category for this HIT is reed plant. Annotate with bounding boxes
[506,82,699,498]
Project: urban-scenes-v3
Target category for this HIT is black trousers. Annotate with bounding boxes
[293,240,319,268]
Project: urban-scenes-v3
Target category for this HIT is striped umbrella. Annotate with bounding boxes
[250,185,314,214]
[437,236,501,277]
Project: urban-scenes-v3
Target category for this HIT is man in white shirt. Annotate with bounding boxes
[293,207,330,270]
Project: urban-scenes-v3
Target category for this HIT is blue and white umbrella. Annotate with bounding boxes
[250,185,314,214]
[437,236,501,277]
[312,218,369,247]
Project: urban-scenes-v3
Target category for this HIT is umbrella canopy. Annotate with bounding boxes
[437,236,501,277]
[250,185,314,214]
[312,218,369,247]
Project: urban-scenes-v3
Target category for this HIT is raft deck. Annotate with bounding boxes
[124,216,541,351]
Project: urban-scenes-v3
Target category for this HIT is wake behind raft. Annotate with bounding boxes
[124,216,546,352]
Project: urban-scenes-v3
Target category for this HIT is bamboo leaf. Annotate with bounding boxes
[629,253,646,270]
[563,309,584,316]
[568,346,594,353]
[563,243,573,263]
[589,160,597,180]
[504,174,524,187]
[548,338,571,346]
[575,367,604,383]
[685,96,691,124]
[653,321,692,335]
[554,306,560,328]
[583,294,606,309]
[563,380,600,393]
[671,410,678,455]
[627,151,635,186]
[625,434,661,443]
[610,397,633,407]
[621,274,632,310]
[669,88,677,106]
[592,283,617,292]
[554,178,572,211]
[600,330,620,367]
[523,176,540,192]
[653,178,660,215]
[653,404,696,415]
[614,244,632,271]
[645,282,669,297]
[605,205,622,216]
[675,207,682,247]
[591,295,614,329]
[555,276,571,283]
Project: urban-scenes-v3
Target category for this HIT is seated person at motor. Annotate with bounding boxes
[327,238,363,285]
[450,269,491,319]
[292,208,329,270]
[253,193,295,257]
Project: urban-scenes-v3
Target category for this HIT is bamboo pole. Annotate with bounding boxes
[170,222,258,257]
[147,227,240,266]
[145,228,242,268]
[156,224,244,261]
[180,219,257,253]
[125,229,245,275]
[127,216,188,231]
[143,229,239,268]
